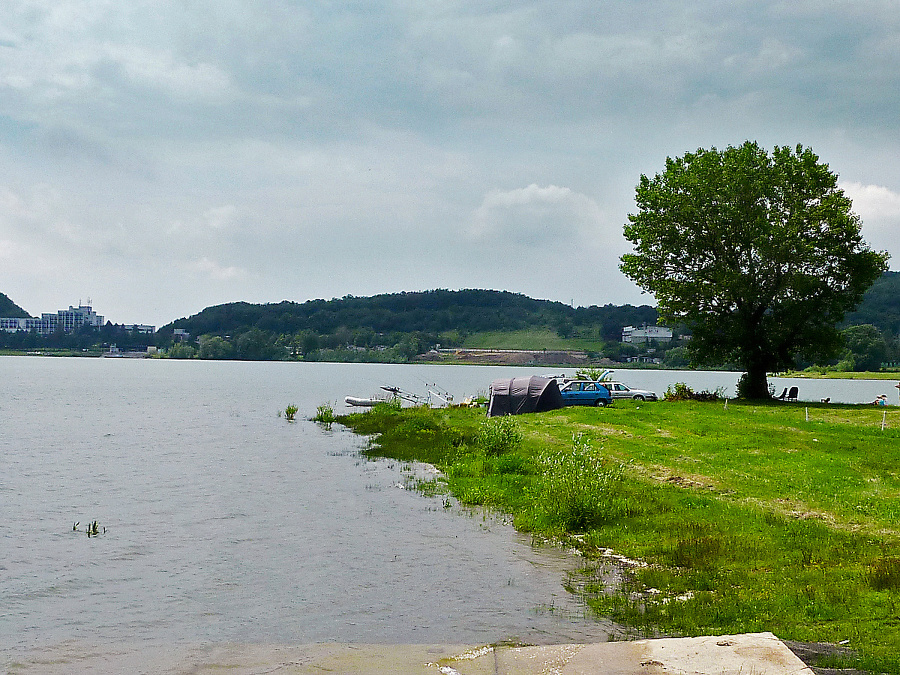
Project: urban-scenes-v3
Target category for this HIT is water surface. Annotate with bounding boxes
[1,358,618,668]
[2,357,894,670]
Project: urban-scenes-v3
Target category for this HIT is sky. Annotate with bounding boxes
[1,1,899,328]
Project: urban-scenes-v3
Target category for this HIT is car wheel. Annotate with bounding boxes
[595,398,608,407]
[634,395,645,401]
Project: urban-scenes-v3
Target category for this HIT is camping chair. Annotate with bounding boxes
[786,386,798,401]
[777,387,788,400]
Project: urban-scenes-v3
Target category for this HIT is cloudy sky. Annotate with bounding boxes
[1,1,898,327]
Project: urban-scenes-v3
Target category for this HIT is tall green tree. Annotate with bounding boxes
[841,324,889,372]
[621,141,889,399]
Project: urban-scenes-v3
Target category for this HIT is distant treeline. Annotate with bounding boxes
[165,289,657,341]
[0,322,157,352]
[156,289,659,360]
[3,275,900,366]
[843,271,900,335]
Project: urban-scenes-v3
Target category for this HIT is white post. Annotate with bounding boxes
[883,410,887,432]
[805,407,809,422]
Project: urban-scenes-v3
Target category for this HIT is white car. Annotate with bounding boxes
[604,382,658,401]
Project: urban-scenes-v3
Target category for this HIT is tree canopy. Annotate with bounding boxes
[620,141,889,398]
[844,271,900,336]
[0,292,30,318]
[163,290,658,346]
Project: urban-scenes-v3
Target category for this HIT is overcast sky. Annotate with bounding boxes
[2,1,899,327]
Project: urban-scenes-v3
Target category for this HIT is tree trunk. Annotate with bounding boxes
[742,363,771,399]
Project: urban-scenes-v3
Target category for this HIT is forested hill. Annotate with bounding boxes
[0,293,30,318]
[844,270,900,335]
[164,289,658,344]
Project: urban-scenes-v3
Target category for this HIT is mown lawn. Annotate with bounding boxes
[337,400,900,671]
[460,328,604,352]
[783,370,900,381]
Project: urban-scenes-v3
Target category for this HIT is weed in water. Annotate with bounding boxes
[313,402,335,424]
[284,404,298,421]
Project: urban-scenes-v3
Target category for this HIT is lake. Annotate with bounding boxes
[1,357,895,670]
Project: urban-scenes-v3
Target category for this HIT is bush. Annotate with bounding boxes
[476,416,522,457]
[575,367,610,381]
[665,382,723,402]
[539,433,629,531]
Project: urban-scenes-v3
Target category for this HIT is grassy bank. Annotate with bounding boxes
[336,400,900,671]
[782,370,900,380]
[0,348,102,357]
[460,328,604,352]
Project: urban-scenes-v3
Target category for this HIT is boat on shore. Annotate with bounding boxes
[345,385,452,408]
[344,395,383,407]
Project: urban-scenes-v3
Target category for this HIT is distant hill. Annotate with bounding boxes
[0,293,30,318]
[164,289,658,345]
[844,271,900,335]
[163,273,900,354]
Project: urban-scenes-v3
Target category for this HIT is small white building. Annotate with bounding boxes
[123,324,156,334]
[622,325,673,344]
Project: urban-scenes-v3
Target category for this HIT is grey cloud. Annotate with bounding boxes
[0,0,898,326]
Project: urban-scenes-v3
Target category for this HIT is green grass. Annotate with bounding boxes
[783,370,900,380]
[337,400,900,670]
[461,329,603,352]
[0,348,102,357]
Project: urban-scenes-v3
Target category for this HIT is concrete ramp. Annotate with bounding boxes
[488,633,813,675]
[5,633,815,674]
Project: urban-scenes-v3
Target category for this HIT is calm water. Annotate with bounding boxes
[1,358,894,668]
[2,357,622,669]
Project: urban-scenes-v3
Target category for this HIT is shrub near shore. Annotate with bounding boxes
[337,399,900,671]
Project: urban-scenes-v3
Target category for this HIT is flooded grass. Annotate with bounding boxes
[338,399,900,671]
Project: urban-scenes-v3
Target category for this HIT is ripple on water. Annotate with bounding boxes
[2,359,624,665]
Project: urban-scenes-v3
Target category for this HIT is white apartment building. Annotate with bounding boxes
[1,304,105,334]
[0,317,44,332]
[42,305,105,333]
[622,324,673,344]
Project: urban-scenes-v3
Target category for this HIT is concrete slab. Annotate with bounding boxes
[486,633,814,675]
[5,633,815,674]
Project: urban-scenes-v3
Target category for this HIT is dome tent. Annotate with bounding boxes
[487,376,564,417]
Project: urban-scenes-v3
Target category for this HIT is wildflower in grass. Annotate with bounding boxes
[476,416,522,457]
[539,433,628,531]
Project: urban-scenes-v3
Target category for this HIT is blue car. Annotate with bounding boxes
[558,379,613,407]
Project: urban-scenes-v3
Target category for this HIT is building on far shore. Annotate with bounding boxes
[621,324,673,344]
[0,303,154,335]
[0,317,44,332]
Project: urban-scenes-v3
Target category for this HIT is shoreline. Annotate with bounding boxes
[3,635,841,674]
[336,400,900,670]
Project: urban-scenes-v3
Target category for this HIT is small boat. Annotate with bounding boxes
[344,385,437,408]
[344,396,383,407]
